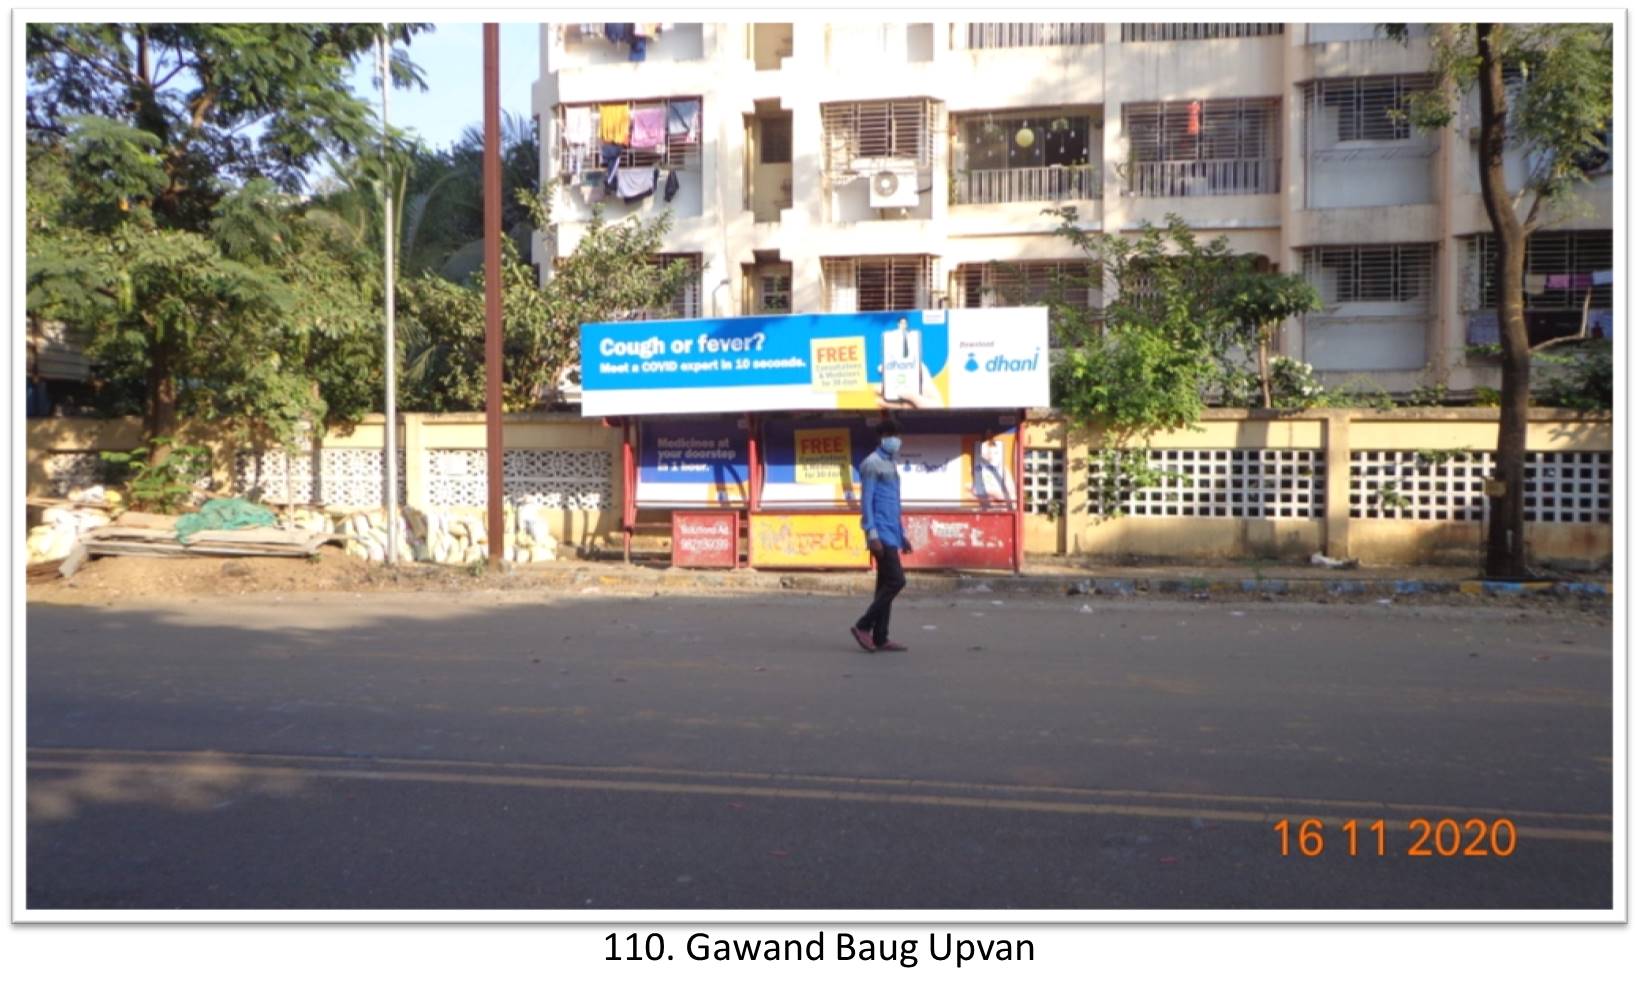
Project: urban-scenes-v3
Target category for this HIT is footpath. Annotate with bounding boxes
[29,545,1611,605]
[506,557,1613,602]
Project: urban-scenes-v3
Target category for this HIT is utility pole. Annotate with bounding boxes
[379,29,400,565]
[483,23,504,566]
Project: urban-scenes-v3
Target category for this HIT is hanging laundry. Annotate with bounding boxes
[631,104,667,152]
[600,144,623,191]
[562,106,594,175]
[1544,274,1571,290]
[1524,273,1547,295]
[578,24,602,39]
[1569,273,1593,290]
[667,99,701,143]
[603,23,632,43]
[599,103,631,146]
[1187,100,1202,136]
[663,169,681,202]
[635,23,663,38]
[629,36,648,61]
[1585,309,1613,339]
[1591,269,1613,286]
[618,166,658,203]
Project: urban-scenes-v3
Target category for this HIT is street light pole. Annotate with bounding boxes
[379,29,400,566]
[483,23,504,567]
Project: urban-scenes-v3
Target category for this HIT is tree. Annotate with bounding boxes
[1389,22,1613,576]
[25,22,430,451]
[1046,210,1323,516]
[398,188,692,413]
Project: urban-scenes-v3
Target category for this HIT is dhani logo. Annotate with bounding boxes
[983,348,1040,373]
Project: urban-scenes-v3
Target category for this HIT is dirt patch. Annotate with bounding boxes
[28,547,550,603]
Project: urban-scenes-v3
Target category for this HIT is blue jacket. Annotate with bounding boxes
[858,447,904,549]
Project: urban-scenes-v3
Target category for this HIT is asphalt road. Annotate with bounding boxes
[25,590,1614,910]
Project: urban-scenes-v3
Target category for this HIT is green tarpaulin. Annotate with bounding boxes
[175,498,278,542]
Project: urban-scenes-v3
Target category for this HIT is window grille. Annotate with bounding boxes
[822,256,934,312]
[760,117,792,164]
[1460,231,1613,313]
[958,23,1103,48]
[1090,449,1325,518]
[954,111,1099,204]
[1349,450,1611,525]
[1303,76,1434,147]
[1023,448,1066,513]
[955,261,1101,340]
[1121,24,1284,42]
[1302,245,1434,305]
[760,274,791,314]
[644,254,704,319]
[1123,98,1280,196]
[821,100,939,175]
[556,97,703,177]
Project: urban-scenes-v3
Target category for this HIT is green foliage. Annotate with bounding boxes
[1391,23,1612,203]
[1472,386,1502,407]
[1406,382,1448,407]
[1533,341,1613,412]
[100,436,212,512]
[24,23,426,448]
[1325,376,1398,412]
[1218,356,1328,410]
[399,188,691,412]
[1415,446,1470,467]
[1043,209,1320,518]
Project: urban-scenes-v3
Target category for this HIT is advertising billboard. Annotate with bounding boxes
[580,308,1049,416]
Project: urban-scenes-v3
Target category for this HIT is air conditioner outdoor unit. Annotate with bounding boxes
[868,169,920,208]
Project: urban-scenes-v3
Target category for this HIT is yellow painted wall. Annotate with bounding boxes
[27,407,1613,566]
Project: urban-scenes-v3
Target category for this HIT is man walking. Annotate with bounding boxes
[851,419,913,653]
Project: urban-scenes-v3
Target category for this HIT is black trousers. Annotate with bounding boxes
[856,546,907,647]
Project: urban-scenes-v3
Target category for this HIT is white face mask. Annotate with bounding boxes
[880,436,902,456]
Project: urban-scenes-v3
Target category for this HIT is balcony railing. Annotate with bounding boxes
[959,23,1104,48]
[955,165,1100,205]
[1124,158,1279,197]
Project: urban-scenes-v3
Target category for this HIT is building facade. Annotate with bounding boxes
[533,22,1613,397]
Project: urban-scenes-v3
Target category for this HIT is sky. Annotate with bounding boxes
[343,22,538,153]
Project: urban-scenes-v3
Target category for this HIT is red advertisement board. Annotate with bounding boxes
[899,512,1016,571]
[672,511,739,568]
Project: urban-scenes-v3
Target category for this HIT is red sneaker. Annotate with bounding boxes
[875,641,909,652]
[850,626,876,652]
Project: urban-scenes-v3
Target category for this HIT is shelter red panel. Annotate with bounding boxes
[899,512,1015,570]
[672,511,739,568]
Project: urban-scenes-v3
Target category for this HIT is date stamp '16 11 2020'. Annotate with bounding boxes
[1275,818,1518,858]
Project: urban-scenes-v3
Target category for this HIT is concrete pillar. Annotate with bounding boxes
[1323,410,1352,558]
[1434,119,1461,388]
[403,412,426,509]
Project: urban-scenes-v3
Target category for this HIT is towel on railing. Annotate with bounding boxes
[562,107,594,174]
[667,100,701,143]
[599,103,631,146]
[631,104,667,152]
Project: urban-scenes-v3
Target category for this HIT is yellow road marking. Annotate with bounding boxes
[27,750,1612,845]
[26,746,1611,824]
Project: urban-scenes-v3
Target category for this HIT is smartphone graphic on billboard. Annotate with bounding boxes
[881,319,922,403]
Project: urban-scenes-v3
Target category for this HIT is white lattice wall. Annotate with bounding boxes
[1090,449,1325,518]
[42,452,103,496]
[1350,449,1491,521]
[1349,450,1612,524]
[1023,448,1065,513]
[235,448,406,507]
[1524,452,1611,524]
[425,449,612,509]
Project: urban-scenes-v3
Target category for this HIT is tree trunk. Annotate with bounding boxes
[144,338,179,461]
[1475,23,1530,578]
[1257,326,1273,409]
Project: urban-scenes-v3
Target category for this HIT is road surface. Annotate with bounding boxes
[25,590,1614,910]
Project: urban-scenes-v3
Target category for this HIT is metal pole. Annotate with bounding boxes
[483,23,504,567]
[380,30,400,566]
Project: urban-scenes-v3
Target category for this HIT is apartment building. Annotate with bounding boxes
[532,22,1614,397]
